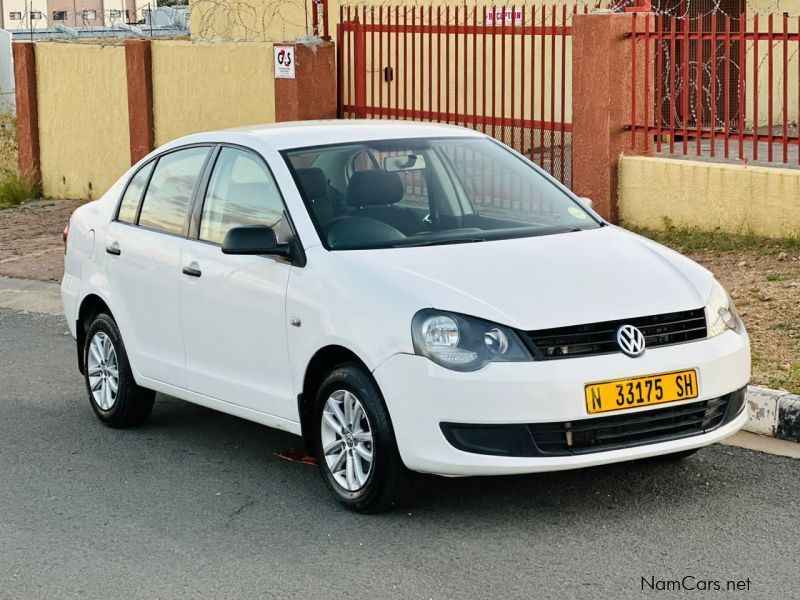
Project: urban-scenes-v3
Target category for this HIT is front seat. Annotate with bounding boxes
[346,170,425,235]
[295,167,335,227]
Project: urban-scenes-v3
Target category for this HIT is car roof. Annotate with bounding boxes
[219,119,484,150]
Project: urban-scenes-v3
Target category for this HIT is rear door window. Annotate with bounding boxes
[138,147,210,235]
[117,161,154,224]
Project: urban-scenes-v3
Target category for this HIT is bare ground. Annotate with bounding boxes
[0,201,797,393]
[0,199,83,281]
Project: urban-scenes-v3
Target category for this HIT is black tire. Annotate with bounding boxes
[313,362,417,513]
[83,313,155,428]
[646,448,701,462]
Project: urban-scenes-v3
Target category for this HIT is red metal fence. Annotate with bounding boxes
[337,3,592,187]
[629,12,800,165]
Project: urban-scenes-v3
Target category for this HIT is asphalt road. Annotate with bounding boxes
[1,308,799,600]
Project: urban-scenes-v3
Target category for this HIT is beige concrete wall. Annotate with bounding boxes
[35,42,130,199]
[150,40,276,147]
[619,155,800,238]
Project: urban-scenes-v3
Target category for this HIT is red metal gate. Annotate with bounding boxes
[337,4,588,188]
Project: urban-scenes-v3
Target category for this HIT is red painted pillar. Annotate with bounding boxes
[274,42,337,122]
[125,40,155,164]
[12,42,41,186]
[571,12,652,223]
[352,15,367,118]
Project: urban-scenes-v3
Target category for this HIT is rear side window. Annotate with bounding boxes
[117,161,154,224]
[138,147,210,235]
[199,147,290,245]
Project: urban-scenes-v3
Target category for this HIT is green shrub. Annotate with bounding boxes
[0,171,40,206]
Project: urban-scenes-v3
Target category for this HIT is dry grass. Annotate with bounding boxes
[0,116,40,207]
[632,226,800,394]
[0,115,17,175]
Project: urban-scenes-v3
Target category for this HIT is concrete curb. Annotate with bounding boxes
[0,276,798,443]
[744,386,800,443]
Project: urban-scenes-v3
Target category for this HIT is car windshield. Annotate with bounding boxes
[283,137,601,250]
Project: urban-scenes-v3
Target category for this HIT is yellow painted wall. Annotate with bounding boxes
[35,42,130,199]
[619,155,800,238]
[150,40,276,147]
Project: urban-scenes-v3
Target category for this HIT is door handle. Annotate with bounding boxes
[182,265,202,278]
[105,243,121,256]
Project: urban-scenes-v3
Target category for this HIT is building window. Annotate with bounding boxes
[30,10,43,19]
[52,10,67,20]
[82,9,97,19]
[109,9,122,18]
[9,11,22,19]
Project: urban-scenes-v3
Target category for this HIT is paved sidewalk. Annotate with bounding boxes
[0,275,62,314]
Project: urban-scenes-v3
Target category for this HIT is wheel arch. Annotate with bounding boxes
[298,344,373,455]
[76,293,114,374]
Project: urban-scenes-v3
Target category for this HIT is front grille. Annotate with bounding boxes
[529,393,739,456]
[522,308,707,360]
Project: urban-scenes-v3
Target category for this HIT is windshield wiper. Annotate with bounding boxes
[395,237,487,248]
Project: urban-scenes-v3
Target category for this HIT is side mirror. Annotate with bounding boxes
[578,196,594,211]
[221,225,293,258]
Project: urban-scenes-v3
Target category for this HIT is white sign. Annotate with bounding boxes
[485,7,523,26]
[274,45,296,79]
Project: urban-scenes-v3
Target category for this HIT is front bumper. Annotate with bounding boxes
[373,330,750,476]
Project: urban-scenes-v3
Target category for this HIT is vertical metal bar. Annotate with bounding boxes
[370,6,375,119]
[644,13,651,155]
[710,13,716,158]
[669,16,676,154]
[539,4,545,167]
[473,5,478,131]
[482,5,487,134]
[631,13,637,149]
[437,5,442,122]
[403,5,408,120]
[520,6,526,154]
[446,5,451,124]
[395,5,400,119]
[738,12,745,160]
[656,14,663,153]
[492,4,497,139]
[411,7,416,120]
[428,5,433,120]
[559,4,566,183]
[753,14,759,161]
[378,5,383,118]
[386,6,392,118]
[782,13,788,163]
[336,6,344,117]
[510,5,516,150]
[454,6,459,125]
[354,7,367,118]
[682,15,689,155]
[767,14,773,162]
[501,4,507,144]
[530,5,535,160]
[724,15,730,159]
[695,16,702,157]
[549,5,556,176]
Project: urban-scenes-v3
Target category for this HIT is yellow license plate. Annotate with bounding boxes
[584,369,698,415]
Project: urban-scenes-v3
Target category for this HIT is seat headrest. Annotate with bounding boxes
[295,167,328,201]
[347,170,404,207]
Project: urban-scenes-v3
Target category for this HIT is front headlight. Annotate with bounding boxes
[411,309,532,371]
[705,279,741,337]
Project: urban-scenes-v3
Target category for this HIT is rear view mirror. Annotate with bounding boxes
[383,154,427,172]
[222,225,293,258]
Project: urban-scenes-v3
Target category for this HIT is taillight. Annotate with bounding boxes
[63,223,69,254]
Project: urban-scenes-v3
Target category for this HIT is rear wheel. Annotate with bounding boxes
[314,363,416,513]
[83,313,154,428]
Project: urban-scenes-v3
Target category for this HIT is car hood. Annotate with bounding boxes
[332,226,713,331]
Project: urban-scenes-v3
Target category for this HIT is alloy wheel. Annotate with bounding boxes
[320,389,374,492]
[86,331,119,411]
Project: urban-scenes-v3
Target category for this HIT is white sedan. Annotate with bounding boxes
[62,121,750,512]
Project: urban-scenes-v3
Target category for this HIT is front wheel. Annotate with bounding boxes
[83,313,155,428]
[314,363,416,513]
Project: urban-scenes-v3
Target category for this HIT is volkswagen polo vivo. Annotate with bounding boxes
[62,121,750,512]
